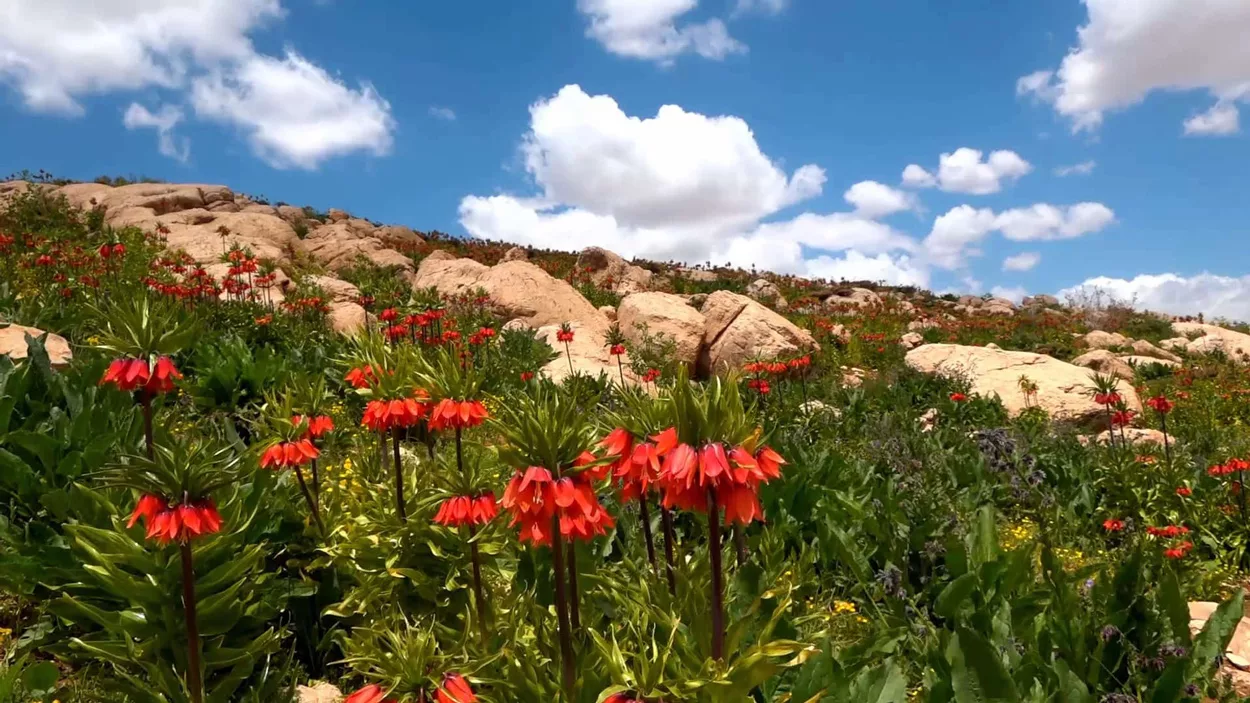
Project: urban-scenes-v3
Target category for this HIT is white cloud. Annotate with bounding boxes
[923,202,1114,270]
[191,50,394,169]
[1054,160,1096,176]
[733,0,787,15]
[923,205,998,269]
[1059,273,1250,322]
[578,0,745,62]
[0,0,281,114]
[0,1,395,169]
[901,164,937,188]
[459,85,927,286]
[990,285,1028,304]
[843,180,917,219]
[903,148,1032,195]
[429,106,457,121]
[994,203,1116,241]
[123,103,190,163]
[1184,101,1240,136]
[1002,252,1041,272]
[1017,0,1250,132]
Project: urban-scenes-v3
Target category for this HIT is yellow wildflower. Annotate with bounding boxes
[832,600,857,614]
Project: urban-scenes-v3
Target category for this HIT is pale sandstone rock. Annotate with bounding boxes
[575,247,653,295]
[1173,322,1250,363]
[824,287,881,310]
[700,291,818,374]
[598,305,617,322]
[1083,330,1130,350]
[303,223,414,276]
[900,332,924,350]
[1159,337,1190,352]
[0,324,72,368]
[304,275,362,304]
[297,683,342,703]
[501,246,528,262]
[327,208,349,222]
[327,303,367,335]
[745,279,786,309]
[1071,349,1136,381]
[413,258,607,332]
[617,292,707,368]
[905,343,1141,425]
[1089,428,1169,446]
[1129,339,1182,363]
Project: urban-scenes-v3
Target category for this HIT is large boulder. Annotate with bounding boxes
[303,223,415,276]
[536,321,636,385]
[824,287,881,310]
[501,246,529,262]
[575,247,653,295]
[617,292,706,368]
[905,343,1141,425]
[1173,322,1250,363]
[297,683,342,703]
[745,279,787,310]
[1083,330,1130,350]
[700,291,819,374]
[1071,349,1136,381]
[414,258,608,332]
[0,324,72,368]
[1023,294,1059,307]
[1130,339,1182,363]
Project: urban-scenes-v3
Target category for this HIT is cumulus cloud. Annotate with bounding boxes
[732,0,788,15]
[1184,101,1240,136]
[923,203,1114,270]
[190,50,394,169]
[901,148,1032,195]
[1002,252,1041,272]
[459,85,928,285]
[1017,0,1250,132]
[994,203,1116,241]
[1055,160,1096,176]
[123,103,190,163]
[578,0,745,62]
[843,180,918,219]
[990,285,1028,304]
[1059,272,1250,322]
[0,0,396,168]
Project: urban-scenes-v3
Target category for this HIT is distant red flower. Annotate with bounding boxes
[433,493,498,527]
[747,379,771,395]
[501,467,556,545]
[293,414,334,439]
[1164,541,1193,560]
[1102,518,1124,532]
[362,397,428,433]
[949,392,968,403]
[379,307,398,322]
[1110,409,1136,428]
[553,476,615,541]
[128,494,222,544]
[642,368,661,383]
[603,695,639,703]
[436,673,476,703]
[100,356,182,395]
[260,439,320,469]
[1146,525,1190,538]
[254,314,272,326]
[520,371,534,382]
[344,685,394,703]
[428,398,489,431]
[556,327,575,343]
[1176,486,1192,497]
[1146,396,1174,414]
[609,343,626,356]
[344,365,378,389]
[789,355,811,370]
[1093,392,1121,407]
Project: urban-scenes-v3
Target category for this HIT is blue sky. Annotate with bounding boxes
[3,1,1249,317]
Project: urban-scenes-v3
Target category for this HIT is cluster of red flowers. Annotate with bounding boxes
[949,392,968,403]
[362,396,429,433]
[98,242,126,260]
[344,676,476,703]
[600,428,659,502]
[1102,518,1124,532]
[345,365,379,389]
[1146,395,1174,414]
[259,439,320,469]
[1176,486,1192,497]
[1163,541,1194,559]
[604,694,642,703]
[500,465,614,545]
[428,398,489,432]
[1110,409,1136,428]
[1209,458,1250,477]
[747,378,771,395]
[1093,391,1122,406]
[556,327,575,343]
[100,356,183,395]
[433,493,499,527]
[128,494,223,544]
[609,343,626,356]
[293,414,335,440]
[1146,524,1190,538]
[641,368,661,384]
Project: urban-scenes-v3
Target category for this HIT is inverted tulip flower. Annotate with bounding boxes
[435,673,477,703]
[432,493,498,527]
[344,685,395,703]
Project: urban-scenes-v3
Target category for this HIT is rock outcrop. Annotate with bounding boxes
[745,279,786,310]
[575,247,653,295]
[905,343,1140,425]
[537,321,636,384]
[824,287,881,310]
[0,324,73,368]
[617,292,706,368]
[700,291,819,374]
[1173,322,1250,363]
[1083,330,1130,350]
[1071,349,1135,381]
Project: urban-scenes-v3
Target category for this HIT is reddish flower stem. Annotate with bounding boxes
[550,514,576,695]
[310,456,319,504]
[392,430,407,521]
[179,541,203,703]
[141,393,155,461]
[661,506,677,596]
[707,489,725,661]
[639,496,657,569]
[293,465,325,536]
[568,542,581,631]
[469,527,489,639]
